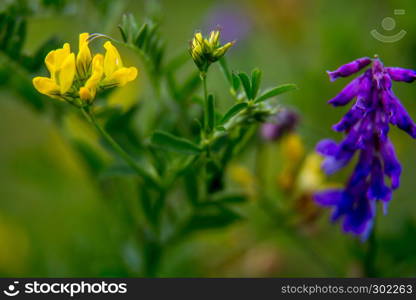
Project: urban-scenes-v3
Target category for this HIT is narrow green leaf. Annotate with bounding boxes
[206,94,215,133]
[183,206,242,232]
[231,72,240,91]
[219,57,232,84]
[220,102,248,124]
[238,72,252,99]
[210,192,248,204]
[118,25,128,43]
[251,68,262,99]
[135,23,148,48]
[254,84,297,103]
[151,131,201,155]
[127,14,138,37]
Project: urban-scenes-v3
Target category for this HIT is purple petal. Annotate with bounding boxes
[342,195,375,237]
[381,139,402,189]
[328,75,362,106]
[374,110,390,142]
[348,148,373,186]
[332,105,365,132]
[261,123,281,141]
[321,147,355,175]
[327,57,372,81]
[367,157,392,202]
[384,90,416,138]
[386,67,416,83]
[316,139,338,156]
[314,189,343,206]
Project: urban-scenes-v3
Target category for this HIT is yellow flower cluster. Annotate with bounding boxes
[190,30,234,72]
[33,33,138,105]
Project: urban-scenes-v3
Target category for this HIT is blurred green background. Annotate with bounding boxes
[1,0,416,277]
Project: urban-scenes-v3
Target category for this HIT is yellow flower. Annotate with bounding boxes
[102,41,138,87]
[277,133,305,190]
[296,153,325,192]
[33,33,138,106]
[33,43,76,99]
[76,32,92,79]
[189,30,234,72]
[79,54,104,102]
[228,164,257,199]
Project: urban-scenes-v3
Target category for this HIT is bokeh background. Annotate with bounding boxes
[1,0,416,277]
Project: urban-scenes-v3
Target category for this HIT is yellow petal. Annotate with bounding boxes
[76,33,92,77]
[297,153,324,191]
[208,30,220,46]
[44,50,56,75]
[105,67,138,87]
[194,32,204,45]
[79,87,93,101]
[85,54,104,89]
[78,32,89,51]
[45,43,71,79]
[103,41,123,77]
[33,77,59,95]
[58,53,76,94]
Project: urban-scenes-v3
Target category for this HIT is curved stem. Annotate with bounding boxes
[80,106,160,188]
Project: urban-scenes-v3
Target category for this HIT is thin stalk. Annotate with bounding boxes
[200,72,209,134]
[81,106,160,188]
[364,225,378,277]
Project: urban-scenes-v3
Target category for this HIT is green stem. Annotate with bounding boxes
[201,72,209,134]
[364,226,378,277]
[81,106,159,188]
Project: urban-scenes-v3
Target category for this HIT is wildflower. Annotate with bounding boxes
[277,133,304,191]
[228,164,257,199]
[32,43,75,100]
[33,33,138,105]
[261,108,299,141]
[189,30,234,72]
[315,56,416,239]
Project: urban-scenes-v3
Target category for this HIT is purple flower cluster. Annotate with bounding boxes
[261,108,299,141]
[315,57,416,239]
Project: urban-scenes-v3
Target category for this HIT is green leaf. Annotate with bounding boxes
[254,83,297,103]
[220,102,248,124]
[210,192,248,204]
[219,57,232,84]
[251,68,262,99]
[206,94,215,133]
[118,15,129,42]
[135,23,148,48]
[151,131,201,155]
[231,72,240,91]
[118,25,128,42]
[238,72,252,99]
[183,206,242,232]
[127,14,138,37]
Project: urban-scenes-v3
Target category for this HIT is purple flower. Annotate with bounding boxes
[261,108,299,141]
[315,57,416,239]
